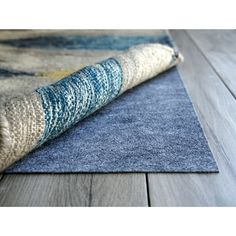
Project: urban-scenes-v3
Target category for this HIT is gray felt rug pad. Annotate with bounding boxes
[6,66,218,173]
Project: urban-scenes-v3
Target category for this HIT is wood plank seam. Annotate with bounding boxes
[88,175,93,207]
[145,173,151,207]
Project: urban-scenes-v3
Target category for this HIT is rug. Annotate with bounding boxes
[0,30,218,173]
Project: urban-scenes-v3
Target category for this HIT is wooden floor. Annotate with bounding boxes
[0,30,236,206]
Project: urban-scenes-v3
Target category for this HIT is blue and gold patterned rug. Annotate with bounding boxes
[0,30,218,173]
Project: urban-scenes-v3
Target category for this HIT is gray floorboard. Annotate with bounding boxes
[0,174,148,206]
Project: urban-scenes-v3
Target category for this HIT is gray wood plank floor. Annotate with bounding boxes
[0,30,236,206]
[148,30,236,206]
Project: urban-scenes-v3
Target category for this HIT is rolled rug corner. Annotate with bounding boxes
[0,43,183,172]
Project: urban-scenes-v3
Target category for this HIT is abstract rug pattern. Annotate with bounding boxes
[0,30,218,173]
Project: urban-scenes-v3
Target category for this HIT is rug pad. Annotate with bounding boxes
[6,67,218,173]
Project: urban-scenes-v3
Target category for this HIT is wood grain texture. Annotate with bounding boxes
[0,174,148,206]
[148,30,236,206]
[187,30,236,98]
